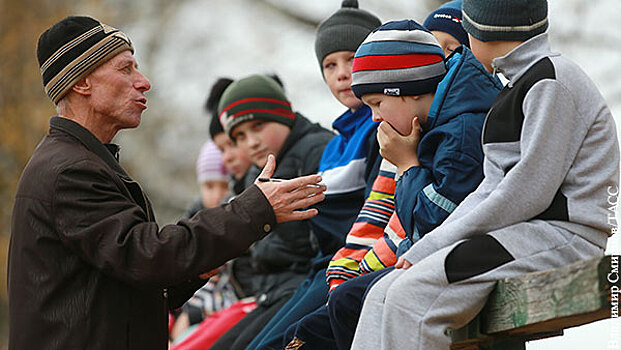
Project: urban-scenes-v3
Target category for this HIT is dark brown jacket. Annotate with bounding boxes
[8,117,275,349]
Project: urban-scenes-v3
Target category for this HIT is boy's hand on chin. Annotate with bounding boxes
[377,117,421,175]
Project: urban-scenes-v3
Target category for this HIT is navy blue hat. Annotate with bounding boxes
[351,20,446,98]
[423,0,469,48]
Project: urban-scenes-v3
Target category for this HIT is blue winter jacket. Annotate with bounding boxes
[395,46,502,252]
[310,105,380,257]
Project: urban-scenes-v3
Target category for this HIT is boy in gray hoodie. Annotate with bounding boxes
[351,1,619,349]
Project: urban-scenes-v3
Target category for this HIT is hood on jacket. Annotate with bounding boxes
[426,46,503,131]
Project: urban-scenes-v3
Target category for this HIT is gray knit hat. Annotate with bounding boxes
[462,0,548,42]
[315,0,381,71]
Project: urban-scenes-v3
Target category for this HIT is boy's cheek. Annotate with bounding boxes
[254,155,268,169]
[385,120,411,137]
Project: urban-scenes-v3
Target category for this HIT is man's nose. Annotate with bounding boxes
[135,71,151,92]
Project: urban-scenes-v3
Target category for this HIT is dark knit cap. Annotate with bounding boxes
[218,74,296,137]
[423,0,469,48]
[206,77,234,139]
[462,0,548,42]
[351,20,446,98]
[315,0,381,71]
[37,16,134,104]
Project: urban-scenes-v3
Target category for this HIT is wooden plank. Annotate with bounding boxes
[451,255,618,349]
[481,255,613,334]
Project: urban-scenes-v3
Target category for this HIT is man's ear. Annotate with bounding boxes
[71,77,91,97]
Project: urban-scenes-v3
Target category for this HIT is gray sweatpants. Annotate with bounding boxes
[351,221,605,350]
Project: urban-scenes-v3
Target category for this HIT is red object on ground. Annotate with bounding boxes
[170,299,257,350]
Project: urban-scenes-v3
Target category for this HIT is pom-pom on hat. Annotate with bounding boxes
[37,16,134,104]
[196,141,230,184]
[462,0,548,42]
[315,0,381,72]
[423,0,469,47]
[218,74,296,138]
[351,20,447,99]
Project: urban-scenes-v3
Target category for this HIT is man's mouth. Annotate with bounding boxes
[136,97,147,109]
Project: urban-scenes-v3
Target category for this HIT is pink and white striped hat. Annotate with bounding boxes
[196,141,230,184]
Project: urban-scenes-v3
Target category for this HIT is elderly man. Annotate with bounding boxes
[8,16,325,350]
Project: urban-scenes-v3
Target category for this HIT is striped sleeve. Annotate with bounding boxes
[326,160,397,291]
[359,212,406,274]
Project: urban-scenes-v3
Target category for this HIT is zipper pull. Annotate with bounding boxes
[492,61,499,76]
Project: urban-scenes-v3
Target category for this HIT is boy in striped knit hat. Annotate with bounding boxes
[209,74,334,350]
[244,1,382,349]
[325,0,473,293]
[351,1,619,349]
[284,19,502,350]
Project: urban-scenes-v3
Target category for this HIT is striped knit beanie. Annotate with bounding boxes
[351,20,446,99]
[423,0,469,48]
[196,141,229,184]
[218,74,295,138]
[462,0,548,42]
[315,0,381,72]
[37,16,134,105]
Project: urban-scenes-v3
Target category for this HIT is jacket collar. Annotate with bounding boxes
[332,105,372,139]
[492,33,560,88]
[275,113,315,164]
[426,46,502,130]
[50,116,130,177]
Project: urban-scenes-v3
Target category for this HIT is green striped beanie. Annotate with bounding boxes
[37,16,134,104]
[218,75,295,137]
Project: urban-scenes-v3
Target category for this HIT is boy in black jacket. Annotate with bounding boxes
[209,74,334,350]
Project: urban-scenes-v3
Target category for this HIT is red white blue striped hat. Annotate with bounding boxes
[351,20,446,98]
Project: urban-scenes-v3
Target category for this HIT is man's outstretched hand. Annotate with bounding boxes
[255,154,326,223]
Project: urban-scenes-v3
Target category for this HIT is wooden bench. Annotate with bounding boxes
[450,255,619,350]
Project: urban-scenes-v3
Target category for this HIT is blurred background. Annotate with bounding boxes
[1,0,619,348]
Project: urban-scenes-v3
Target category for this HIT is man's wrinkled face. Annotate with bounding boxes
[88,50,151,130]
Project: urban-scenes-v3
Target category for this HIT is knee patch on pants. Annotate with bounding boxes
[444,235,514,283]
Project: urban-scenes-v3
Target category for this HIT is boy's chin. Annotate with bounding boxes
[338,94,363,110]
